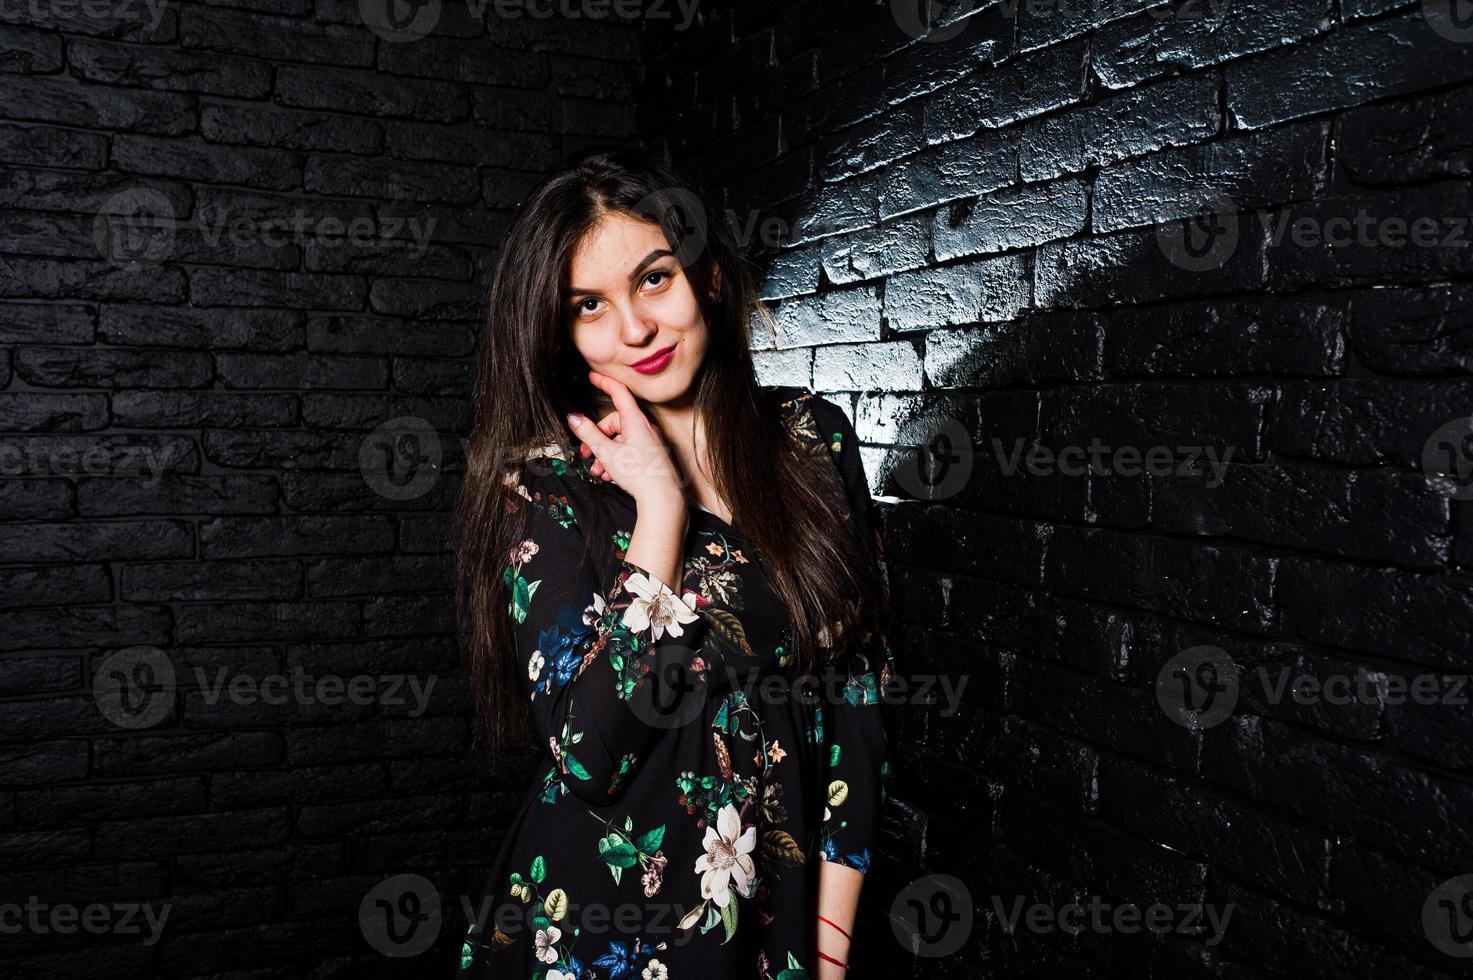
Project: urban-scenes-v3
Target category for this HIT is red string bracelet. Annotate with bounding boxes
[816,913,851,940]
[816,949,850,970]
[817,914,852,969]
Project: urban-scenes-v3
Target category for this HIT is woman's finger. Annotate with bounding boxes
[588,372,646,430]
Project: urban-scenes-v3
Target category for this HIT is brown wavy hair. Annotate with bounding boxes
[454,146,888,756]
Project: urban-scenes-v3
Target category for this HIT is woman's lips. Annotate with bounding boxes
[630,345,676,374]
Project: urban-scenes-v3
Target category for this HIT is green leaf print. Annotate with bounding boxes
[530,855,545,884]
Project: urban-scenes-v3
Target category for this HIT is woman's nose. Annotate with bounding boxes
[618,308,658,346]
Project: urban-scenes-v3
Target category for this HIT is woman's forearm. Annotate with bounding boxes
[624,493,689,593]
[814,861,863,977]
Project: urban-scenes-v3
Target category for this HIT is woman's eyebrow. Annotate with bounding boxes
[566,249,673,298]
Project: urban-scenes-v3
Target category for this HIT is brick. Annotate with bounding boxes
[1092,0,1333,90]
[1034,223,1267,310]
[1094,120,1330,233]
[1098,754,1330,903]
[883,254,1029,331]
[1151,461,1449,568]
[923,38,1087,144]
[926,311,1101,387]
[1348,282,1473,377]
[1226,10,1473,130]
[1278,559,1472,670]
[0,76,195,135]
[1205,714,1473,867]
[1264,181,1473,290]
[1266,379,1473,466]
[68,38,272,97]
[813,339,923,391]
[1045,526,1277,632]
[819,215,931,284]
[1102,295,1347,377]
[933,177,1088,261]
[1339,82,1473,186]
[200,102,383,154]
[773,285,882,348]
[1019,73,1221,183]
[876,129,1015,219]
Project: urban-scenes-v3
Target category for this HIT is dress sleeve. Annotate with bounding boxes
[813,400,894,876]
[503,454,709,807]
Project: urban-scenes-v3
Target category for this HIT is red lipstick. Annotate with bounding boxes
[630,344,675,375]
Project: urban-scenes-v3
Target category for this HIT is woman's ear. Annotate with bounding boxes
[708,263,723,301]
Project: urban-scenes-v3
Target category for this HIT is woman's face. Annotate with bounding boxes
[563,211,715,406]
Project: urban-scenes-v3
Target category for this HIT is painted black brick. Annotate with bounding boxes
[4,0,1473,978]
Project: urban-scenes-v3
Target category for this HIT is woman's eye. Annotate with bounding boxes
[643,270,670,288]
[575,298,601,316]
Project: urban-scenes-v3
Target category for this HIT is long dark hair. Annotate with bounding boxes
[454,146,888,756]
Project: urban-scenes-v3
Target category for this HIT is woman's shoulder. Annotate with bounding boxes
[502,438,599,504]
[766,384,855,460]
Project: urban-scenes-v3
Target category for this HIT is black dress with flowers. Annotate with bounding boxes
[458,386,894,980]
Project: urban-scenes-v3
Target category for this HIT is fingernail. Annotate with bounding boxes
[567,413,582,428]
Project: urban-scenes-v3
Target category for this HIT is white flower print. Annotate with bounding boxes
[693,802,757,909]
[528,649,544,683]
[641,959,669,980]
[511,537,539,565]
[582,591,607,627]
[621,571,699,640]
[534,924,561,963]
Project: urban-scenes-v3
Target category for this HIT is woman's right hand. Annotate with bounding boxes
[568,370,686,508]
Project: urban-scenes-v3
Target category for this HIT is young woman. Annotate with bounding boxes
[453,148,895,979]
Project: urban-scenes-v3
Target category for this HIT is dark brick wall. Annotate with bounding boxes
[5,0,1473,977]
[642,1,1473,977]
[0,4,642,977]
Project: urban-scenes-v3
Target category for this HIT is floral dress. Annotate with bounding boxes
[458,386,894,980]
